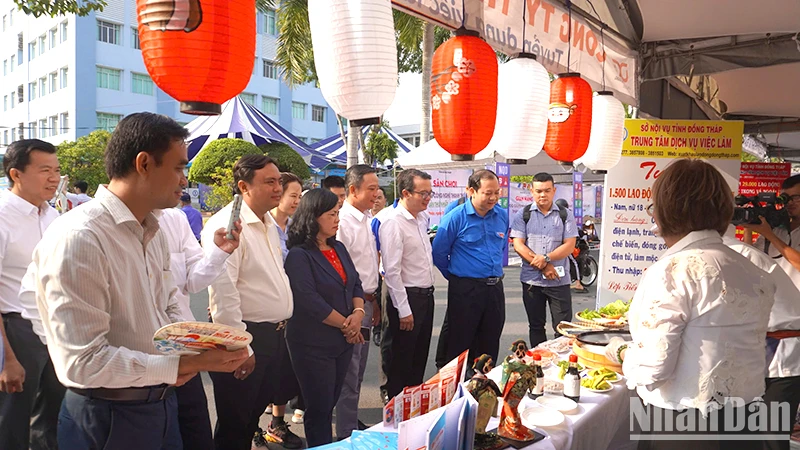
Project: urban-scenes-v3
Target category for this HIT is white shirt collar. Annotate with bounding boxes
[3,190,50,216]
[661,229,723,259]
[341,200,369,223]
[397,202,416,221]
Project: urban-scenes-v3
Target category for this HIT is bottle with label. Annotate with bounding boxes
[529,353,545,399]
[563,354,581,402]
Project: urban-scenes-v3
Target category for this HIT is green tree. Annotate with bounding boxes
[258,142,311,180]
[363,122,399,167]
[204,166,236,211]
[56,130,111,195]
[188,138,262,185]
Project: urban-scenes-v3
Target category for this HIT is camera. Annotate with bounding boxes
[731,192,790,228]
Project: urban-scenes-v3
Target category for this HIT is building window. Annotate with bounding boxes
[262,59,278,79]
[39,119,47,138]
[2,60,6,76]
[239,93,256,106]
[8,9,12,26]
[28,42,35,61]
[49,28,57,49]
[131,72,153,95]
[49,116,57,136]
[97,112,122,132]
[60,21,67,42]
[28,82,35,100]
[311,105,326,123]
[292,102,306,120]
[39,77,46,96]
[10,91,14,108]
[262,10,276,35]
[60,112,68,134]
[29,121,36,138]
[50,72,57,92]
[3,130,7,144]
[96,66,121,90]
[339,117,348,127]
[131,27,139,49]
[60,67,67,89]
[3,95,6,111]
[97,20,120,45]
[2,15,5,32]
[9,55,13,71]
[261,97,278,115]
[38,35,45,55]
[310,138,322,144]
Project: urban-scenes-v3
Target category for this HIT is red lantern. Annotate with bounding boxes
[543,73,593,165]
[137,0,255,115]
[431,29,498,161]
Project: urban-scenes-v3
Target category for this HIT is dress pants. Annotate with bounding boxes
[0,313,65,450]
[434,308,450,370]
[58,388,182,450]
[211,321,299,450]
[288,340,353,447]
[521,284,572,347]
[763,375,800,450]
[380,287,435,399]
[444,276,506,364]
[175,373,213,450]
[334,299,373,439]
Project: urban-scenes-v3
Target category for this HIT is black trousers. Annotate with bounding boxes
[287,341,352,447]
[444,276,505,364]
[522,284,572,347]
[175,373,213,450]
[0,313,65,450]
[380,288,435,399]
[434,310,450,370]
[763,375,800,450]
[58,389,181,450]
[210,321,299,450]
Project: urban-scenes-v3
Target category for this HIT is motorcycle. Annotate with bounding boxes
[573,233,599,286]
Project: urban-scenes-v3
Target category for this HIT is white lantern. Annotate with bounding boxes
[577,91,625,172]
[491,54,550,164]
[308,0,398,126]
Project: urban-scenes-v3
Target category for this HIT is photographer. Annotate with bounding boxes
[742,174,800,450]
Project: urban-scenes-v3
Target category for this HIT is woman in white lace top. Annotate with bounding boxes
[620,159,776,449]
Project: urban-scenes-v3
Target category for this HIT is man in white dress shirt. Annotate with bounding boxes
[379,169,437,401]
[65,180,92,207]
[0,139,63,450]
[32,113,248,450]
[203,154,302,450]
[334,165,381,439]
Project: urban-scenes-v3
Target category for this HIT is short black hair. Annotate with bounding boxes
[783,174,800,190]
[104,112,189,180]
[279,172,303,192]
[3,139,57,187]
[532,172,555,185]
[233,154,277,195]
[74,180,89,193]
[322,175,345,190]
[287,188,339,249]
[397,169,431,196]
[468,169,498,190]
[344,164,377,192]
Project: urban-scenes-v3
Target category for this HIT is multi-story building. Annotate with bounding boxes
[0,0,339,148]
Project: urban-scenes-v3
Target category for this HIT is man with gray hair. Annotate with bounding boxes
[334,164,381,438]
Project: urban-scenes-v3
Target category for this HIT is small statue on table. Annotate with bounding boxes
[500,339,528,392]
[465,354,505,450]
[498,346,540,447]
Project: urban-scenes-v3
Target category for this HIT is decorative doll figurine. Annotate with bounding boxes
[498,359,539,444]
[500,339,529,392]
[466,355,505,450]
[510,339,528,361]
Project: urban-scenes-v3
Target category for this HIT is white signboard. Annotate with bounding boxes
[428,169,472,227]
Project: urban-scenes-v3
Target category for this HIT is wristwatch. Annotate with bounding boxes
[544,254,551,264]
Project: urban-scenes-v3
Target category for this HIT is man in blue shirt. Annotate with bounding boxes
[180,192,203,241]
[432,169,508,363]
[510,173,578,347]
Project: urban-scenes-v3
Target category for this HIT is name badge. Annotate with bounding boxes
[555,266,566,277]
[496,231,505,239]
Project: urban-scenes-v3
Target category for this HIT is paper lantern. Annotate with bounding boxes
[543,73,593,165]
[492,54,549,164]
[308,0,397,126]
[137,0,255,115]
[431,28,498,161]
[576,92,625,173]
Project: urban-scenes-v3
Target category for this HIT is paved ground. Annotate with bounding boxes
[189,261,598,447]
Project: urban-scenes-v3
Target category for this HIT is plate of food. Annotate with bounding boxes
[521,406,565,428]
[537,336,573,354]
[153,321,253,355]
[555,359,584,380]
[535,395,577,413]
[584,367,623,383]
[580,370,615,393]
[542,379,564,396]
[525,348,557,365]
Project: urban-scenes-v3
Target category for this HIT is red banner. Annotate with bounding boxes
[736,162,792,242]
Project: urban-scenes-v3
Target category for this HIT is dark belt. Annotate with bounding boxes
[406,286,435,296]
[464,275,504,286]
[69,384,175,402]
[364,292,378,302]
[1,312,22,319]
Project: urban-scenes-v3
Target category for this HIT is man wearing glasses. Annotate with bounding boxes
[432,169,509,364]
[742,174,800,450]
[378,169,436,402]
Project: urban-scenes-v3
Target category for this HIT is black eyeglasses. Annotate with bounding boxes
[411,191,435,199]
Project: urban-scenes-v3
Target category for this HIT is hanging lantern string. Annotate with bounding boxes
[600,25,605,89]
[521,0,527,53]
[461,0,466,27]
[566,0,572,73]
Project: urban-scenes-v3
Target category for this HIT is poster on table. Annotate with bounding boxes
[736,162,792,242]
[596,119,743,307]
[427,169,472,227]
